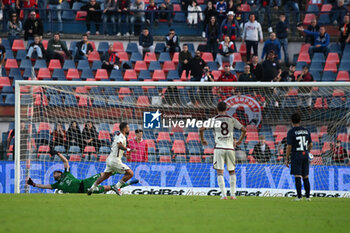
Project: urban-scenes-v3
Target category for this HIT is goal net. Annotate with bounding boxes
[14,81,350,195]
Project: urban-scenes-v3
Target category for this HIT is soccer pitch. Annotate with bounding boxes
[0,195,349,233]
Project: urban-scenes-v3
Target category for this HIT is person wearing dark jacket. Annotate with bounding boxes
[178,44,192,76]
[138,28,154,55]
[26,36,45,59]
[206,16,220,59]
[261,32,281,61]
[82,121,100,151]
[276,14,289,65]
[81,0,102,35]
[101,44,120,72]
[252,135,272,163]
[202,1,217,37]
[23,11,44,41]
[220,11,240,42]
[305,19,319,45]
[249,55,263,81]
[163,86,181,106]
[67,121,83,149]
[331,0,348,26]
[339,14,350,51]
[165,28,180,52]
[74,34,94,61]
[47,33,71,64]
[189,50,206,81]
[297,25,330,58]
[116,0,131,36]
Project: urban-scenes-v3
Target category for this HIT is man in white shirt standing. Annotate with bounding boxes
[242,14,263,62]
[87,122,136,195]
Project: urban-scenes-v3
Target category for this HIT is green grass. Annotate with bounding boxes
[0,195,349,233]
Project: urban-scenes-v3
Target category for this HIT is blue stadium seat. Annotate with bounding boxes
[2,39,11,50]
[329,43,341,54]
[341,52,350,62]
[322,71,336,81]
[143,131,156,140]
[339,61,350,71]
[63,60,76,70]
[155,43,166,54]
[34,59,47,69]
[207,61,218,71]
[54,146,66,153]
[9,68,22,79]
[1,86,14,94]
[126,42,138,53]
[158,147,171,155]
[69,41,77,54]
[16,50,27,61]
[81,69,94,80]
[99,123,110,132]
[235,62,245,72]
[132,86,144,97]
[72,2,83,10]
[309,61,324,72]
[62,9,75,20]
[91,61,102,71]
[103,87,117,95]
[167,70,180,81]
[307,4,319,13]
[329,97,345,108]
[68,146,81,153]
[99,146,111,153]
[52,69,66,80]
[345,98,350,108]
[158,52,171,62]
[282,96,299,107]
[187,43,195,53]
[77,60,90,70]
[123,96,135,104]
[312,53,326,63]
[89,87,101,95]
[107,96,120,107]
[310,71,321,81]
[148,61,161,71]
[22,68,32,79]
[49,94,63,107]
[19,59,32,70]
[174,12,186,22]
[110,69,123,81]
[4,94,15,105]
[318,14,330,25]
[5,50,14,59]
[92,99,106,107]
[129,123,139,131]
[98,42,109,54]
[148,154,157,162]
[130,52,143,63]
[173,132,185,141]
[296,61,307,71]
[138,70,151,80]
[63,94,78,107]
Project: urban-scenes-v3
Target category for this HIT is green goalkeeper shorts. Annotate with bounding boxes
[82,173,101,193]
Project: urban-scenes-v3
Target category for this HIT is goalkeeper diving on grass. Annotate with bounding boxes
[26,151,138,194]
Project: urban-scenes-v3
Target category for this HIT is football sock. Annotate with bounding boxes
[90,183,98,191]
[116,180,125,189]
[303,178,310,198]
[217,175,226,197]
[95,186,105,194]
[295,177,302,199]
[229,174,236,197]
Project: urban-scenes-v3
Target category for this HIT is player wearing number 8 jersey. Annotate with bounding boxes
[200,102,247,200]
[285,113,313,201]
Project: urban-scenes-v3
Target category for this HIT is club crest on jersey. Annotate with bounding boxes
[143,110,162,129]
[225,95,262,127]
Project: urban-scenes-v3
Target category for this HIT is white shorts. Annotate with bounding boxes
[104,156,130,174]
[213,149,236,171]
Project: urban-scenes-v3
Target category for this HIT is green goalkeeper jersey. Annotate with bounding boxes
[51,168,82,193]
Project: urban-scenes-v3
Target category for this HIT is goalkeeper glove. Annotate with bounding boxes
[27,178,36,187]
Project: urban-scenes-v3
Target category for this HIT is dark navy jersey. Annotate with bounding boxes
[287,126,312,154]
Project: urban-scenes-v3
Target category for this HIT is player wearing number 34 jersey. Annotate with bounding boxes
[200,102,247,200]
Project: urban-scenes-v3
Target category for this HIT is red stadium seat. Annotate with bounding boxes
[84,146,96,153]
[69,154,82,162]
[159,156,172,163]
[34,94,48,106]
[320,4,332,13]
[88,51,100,62]
[201,52,214,62]
[152,70,166,81]
[78,96,91,107]
[172,140,186,153]
[333,89,345,96]
[123,69,137,81]
[38,145,50,153]
[265,141,275,150]
[303,14,316,25]
[311,133,320,142]
[66,69,80,80]
[99,155,108,162]
[42,40,48,50]
[186,132,200,143]
[247,155,256,164]
[136,96,150,107]
[233,53,243,63]
[314,97,323,109]
[319,125,328,138]
[48,59,61,71]
[38,122,52,133]
[112,123,120,133]
[37,68,51,80]
[322,142,331,153]
[323,61,337,72]
[189,156,201,163]
[326,53,340,64]
[162,61,176,72]
[12,39,25,51]
[113,42,124,52]
[157,132,171,142]
[118,87,131,96]
[246,125,259,142]
[311,156,323,165]
[127,130,136,140]
[297,53,311,64]
[180,70,190,81]
[336,71,349,81]
[172,52,179,64]
[241,3,251,12]
[5,59,18,70]
[239,43,247,56]
[0,77,11,87]
[95,69,108,80]
[144,52,157,63]
[89,41,96,51]
[75,11,87,21]
[146,139,156,150]
[299,43,311,54]
[274,125,287,134]
[211,70,222,81]
[75,86,88,94]
[98,131,111,141]
[204,148,214,155]
[337,133,348,142]
[117,51,128,62]
[134,61,148,72]
[173,3,181,11]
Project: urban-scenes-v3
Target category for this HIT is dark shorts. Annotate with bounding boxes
[291,152,309,177]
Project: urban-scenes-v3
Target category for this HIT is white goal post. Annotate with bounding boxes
[14,81,350,195]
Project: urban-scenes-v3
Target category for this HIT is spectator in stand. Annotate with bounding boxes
[82,0,102,35]
[220,11,240,42]
[280,64,296,82]
[159,0,173,27]
[206,15,220,59]
[256,0,273,33]
[0,38,6,76]
[23,11,43,41]
[233,3,243,31]
[180,0,191,15]
[261,32,281,61]
[103,0,116,35]
[165,28,180,53]
[2,0,19,32]
[296,65,313,82]
[297,25,330,58]
[116,0,131,36]
[163,86,181,106]
[138,28,154,55]
[249,55,263,81]
[6,122,27,158]
[127,129,148,162]
[242,13,263,62]
[187,0,203,26]
[47,33,71,64]
[252,135,272,163]
[238,65,257,95]
[47,0,63,33]
[203,1,217,38]
[217,65,237,100]
[74,34,93,61]
[296,65,313,105]
[331,0,348,26]
[276,13,289,65]
[227,0,235,12]
[189,50,206,81]
[305,18,319,46]
[21,0,37,23]
[51,122,67,150]
[7,12,22,46]
[199,65,215,105]
[130,0,145,36]
[82,121,100,151]
[26,35,45,59]
[178,43,192,76]
[216,0,227,25]
[284,0,300,29]
[145,0,159,26]
[331,140,348,164]
[67,120,82,149]
[339,14,350,51]
[216,35,235,70]
[262,50,281,82]
[101,44,120,72]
